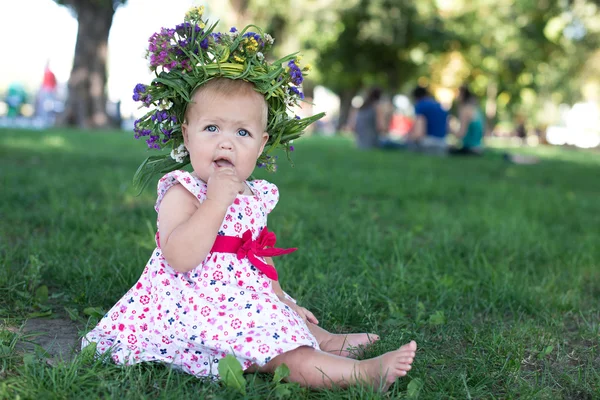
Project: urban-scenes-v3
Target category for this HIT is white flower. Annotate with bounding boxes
[158,99,173,111]
[264,33,274,45]
[256,52,264,61]
[170,144,189,163]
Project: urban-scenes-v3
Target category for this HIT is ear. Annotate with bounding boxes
[258,131,269,155]
[182,122,189,147]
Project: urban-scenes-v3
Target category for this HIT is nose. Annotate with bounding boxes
[218,136,233,150]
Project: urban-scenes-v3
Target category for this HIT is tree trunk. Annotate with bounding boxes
[337,88,359,131]
[59,1,114,128]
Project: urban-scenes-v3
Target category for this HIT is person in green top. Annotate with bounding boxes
[5,82,28,118]
[450,85,484,155]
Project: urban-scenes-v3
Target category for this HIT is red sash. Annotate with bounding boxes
[210,227,296,281]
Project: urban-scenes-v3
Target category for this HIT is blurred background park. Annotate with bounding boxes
[2,0,600,149]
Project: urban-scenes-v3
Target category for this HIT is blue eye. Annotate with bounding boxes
[237,129,250,137]
[205,125,218,132]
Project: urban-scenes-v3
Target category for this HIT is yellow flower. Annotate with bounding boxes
[199,22,206,29]
[245,38,259,52]
[303,63,312,71]
[233,54,246,63]
[185,6,205,22]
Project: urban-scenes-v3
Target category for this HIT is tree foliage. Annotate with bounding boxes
[443,0,600,124]
[56,0,600,130]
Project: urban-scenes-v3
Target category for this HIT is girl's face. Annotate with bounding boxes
[182,88,269,183]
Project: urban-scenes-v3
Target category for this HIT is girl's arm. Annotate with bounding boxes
[267,257,319,324]
[158,184,229,273]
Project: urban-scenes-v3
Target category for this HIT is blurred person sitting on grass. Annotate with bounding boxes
[401,85,449,155]
[82,6,417,392]
[449,85,484,156]
[352,87,388,149]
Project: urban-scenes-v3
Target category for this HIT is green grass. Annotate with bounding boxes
[1,128,599,399]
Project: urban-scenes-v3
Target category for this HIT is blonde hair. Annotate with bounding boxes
[184,78,268,129]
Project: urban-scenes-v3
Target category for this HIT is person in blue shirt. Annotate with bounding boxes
[404,85,449,155]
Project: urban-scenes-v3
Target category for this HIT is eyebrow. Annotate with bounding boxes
[200,116,258,127]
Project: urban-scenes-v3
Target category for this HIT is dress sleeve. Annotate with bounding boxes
[251,179,279,214]
[155,170,207,213]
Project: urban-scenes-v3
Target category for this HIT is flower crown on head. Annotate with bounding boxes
[131,6,324,191]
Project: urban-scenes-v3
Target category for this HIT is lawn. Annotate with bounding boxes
[1,127,599,399]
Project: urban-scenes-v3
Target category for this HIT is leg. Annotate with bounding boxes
[256,341,417,391]
[307,323,380,358]
[449,146,481,156]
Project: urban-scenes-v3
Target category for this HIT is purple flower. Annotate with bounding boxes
[134,83,146,93]
[289,145,295,151]
[133,124,152,139]
[287,60,304,85]
[151,110,172,123]
[143,94,153,106]
[146,135,161,149]
[230,27,237,33]
[200,38,209,49]
[133,84,147,101]
[288,86,304,100]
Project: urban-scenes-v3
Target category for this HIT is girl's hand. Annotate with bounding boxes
[280,297,319,325]
[206,167,245,207]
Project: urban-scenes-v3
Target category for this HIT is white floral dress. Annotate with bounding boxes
[82,170,319,378]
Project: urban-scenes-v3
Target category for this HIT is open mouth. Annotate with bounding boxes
[214,157,234,168]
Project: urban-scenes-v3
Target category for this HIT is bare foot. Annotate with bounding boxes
[320,333,380,358]
[359,340,417,392]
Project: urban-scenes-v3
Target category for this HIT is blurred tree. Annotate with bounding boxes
[441,0,600,128]
[54,0,126,128]
[311,0,452,129]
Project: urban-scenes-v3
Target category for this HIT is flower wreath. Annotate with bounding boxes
[131,6,324,191]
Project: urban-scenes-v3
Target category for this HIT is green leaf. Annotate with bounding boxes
[273,362,290,383]
[27,310,52,318]
[23,353,37,367]
[64,307,79,322]
[537,345,554,359]
[83,307,105,319]
[407,377,424,399]
[80,342,97,364]
[274,383,293,399]
[34,285,49,304]
[428,310,446,326]
[218,354,246,395]
[0,344,12,356]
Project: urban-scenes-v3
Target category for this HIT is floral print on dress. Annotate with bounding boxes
[82,170,318,378]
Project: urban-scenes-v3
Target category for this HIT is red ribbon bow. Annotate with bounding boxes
[210,227,296,281]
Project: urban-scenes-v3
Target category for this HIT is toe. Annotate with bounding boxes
[397,363,412,371]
